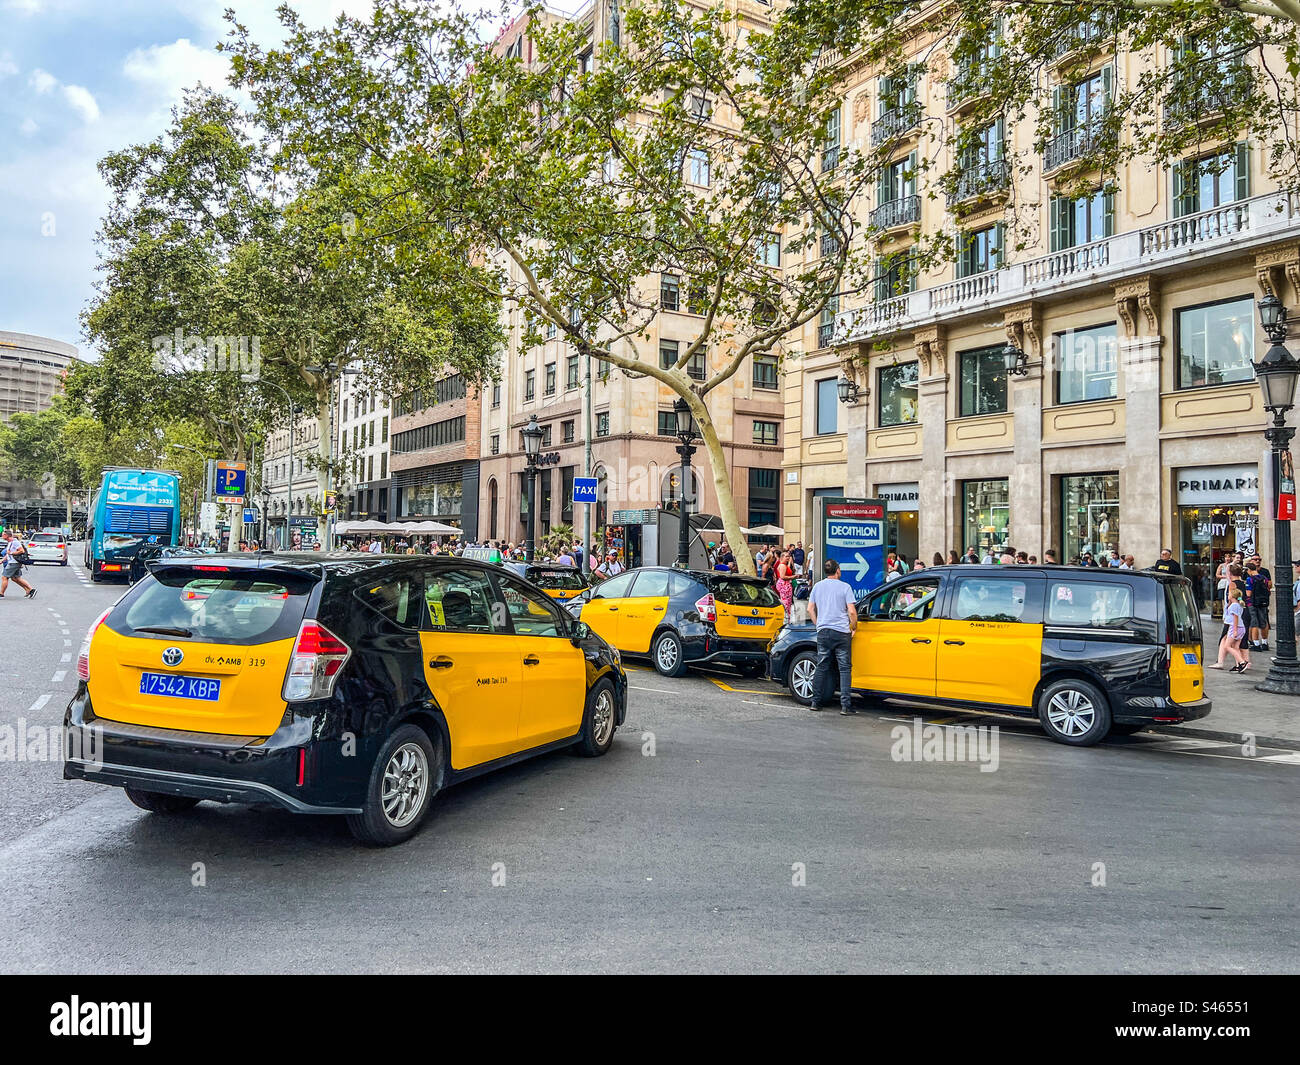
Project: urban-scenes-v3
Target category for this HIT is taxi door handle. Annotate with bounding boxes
[944,639,965,646]
[653,606,665,611]
[911,638,931,644]
[523,655,541,666]
[608,606,619,611]
[428,656,454,669]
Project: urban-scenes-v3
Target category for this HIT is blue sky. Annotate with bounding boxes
[0,0,584,356]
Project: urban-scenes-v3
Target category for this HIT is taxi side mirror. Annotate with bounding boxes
[571,621,591,644]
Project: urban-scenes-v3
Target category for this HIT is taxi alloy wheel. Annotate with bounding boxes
[348,724,440,846]
[788,651,819,706]
[652,631,686,677]
[1038,678,1111,747]
[576,677,618,756]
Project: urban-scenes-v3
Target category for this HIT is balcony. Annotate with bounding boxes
[870,195,921,232]
[1163,69,1252,128]
[952,158,1010,203]
[946,60,992,113]
[1050,19,1110,65]
[835,191,1300,346]
[871,101,922,147]
[1042,120,1106,174]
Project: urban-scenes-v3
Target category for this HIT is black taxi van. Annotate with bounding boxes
[63,553,626,845]
[769,565,1208,745]
[503,561,588,602]
[568,566,784,677]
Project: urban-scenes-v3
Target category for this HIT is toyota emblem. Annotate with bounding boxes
[751,608,759,616]
[162,646,184,667]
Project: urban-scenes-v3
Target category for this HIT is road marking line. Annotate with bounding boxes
[27,693,51,713]
[1255,751,1300,764]
[706,677,767,695]
[630,684,678,694]
[62,639,71,647]
[52,670,66,683]
[1138,738,1233,752]
[60,653,70,663]
[742,700,803,710]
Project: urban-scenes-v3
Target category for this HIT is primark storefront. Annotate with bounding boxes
[1175,463,1259,616]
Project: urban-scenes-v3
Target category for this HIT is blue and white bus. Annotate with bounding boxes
[84,468,182,581]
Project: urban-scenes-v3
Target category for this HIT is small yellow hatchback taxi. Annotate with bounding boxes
[63,554,626,845]
[570,566,785,677]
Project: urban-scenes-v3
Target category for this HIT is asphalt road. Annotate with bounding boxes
[0,556,1296,973]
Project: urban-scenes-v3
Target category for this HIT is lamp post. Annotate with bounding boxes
[1252,294,1300,695]
[673,397,698,569]
[1002,344,1029,377]
[836,376,865,406]
[522,414,543,562]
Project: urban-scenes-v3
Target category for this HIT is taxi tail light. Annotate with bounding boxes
[77,607,113,681]
[282,620,351,702]
[695,593,716,623]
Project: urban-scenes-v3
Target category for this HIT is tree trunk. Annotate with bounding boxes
[689,395,756,578]
[315,386,332,545]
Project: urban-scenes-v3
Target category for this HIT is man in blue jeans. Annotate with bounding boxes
[807,558,858,715]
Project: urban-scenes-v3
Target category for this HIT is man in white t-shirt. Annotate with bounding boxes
[807,559,858,715]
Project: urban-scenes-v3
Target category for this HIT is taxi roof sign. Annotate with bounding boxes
[462,546,503,565]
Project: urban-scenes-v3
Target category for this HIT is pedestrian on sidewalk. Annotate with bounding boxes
[775,551,796,617]
[1210,588,1250,672]
[807,558,858,716]
[1152,548,1182,576]
[1245,560,1271,651]
[0,530,35,599]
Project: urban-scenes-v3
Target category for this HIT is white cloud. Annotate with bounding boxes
[20,118,38,136]
[62,84,100,123]
[3,0,45,15]
[0,53,17,79]
[122,38,237,106]
[29,68,56,94]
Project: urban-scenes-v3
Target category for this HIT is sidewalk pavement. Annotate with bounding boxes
[1177,629,1300,750]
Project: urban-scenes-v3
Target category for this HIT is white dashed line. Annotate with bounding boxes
[62,639,71,647]
[27,694,51,713]
[60,653,70,663]
[51,670,66,684]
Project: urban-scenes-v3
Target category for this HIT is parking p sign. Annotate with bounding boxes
[815,496,886,599]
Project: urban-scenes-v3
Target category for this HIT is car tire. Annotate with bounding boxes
[652,630,687,677]
[1037,678,1111,746]
[575,677,618,757]
[124,788,201,814]
[346,724,441,847]
[736,661,766,679]
[786,650,821,706]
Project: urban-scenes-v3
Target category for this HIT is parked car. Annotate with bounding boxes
[567,566,784,677]
[64,554,626,845]
[502,561,588,601]
[24,531,68,565]
[769,565,1208,746]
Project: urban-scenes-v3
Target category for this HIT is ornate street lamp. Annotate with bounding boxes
[1002,344,1029,377]
[1252,294,1300,695]
[522,414,544,562]
[836,376,865,405]
[673,397,699,569]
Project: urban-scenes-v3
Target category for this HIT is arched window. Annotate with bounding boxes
[488,478,499,541]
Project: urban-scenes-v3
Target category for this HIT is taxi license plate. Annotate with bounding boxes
[1183,652,1198,665]
[737,616,766,626]
[139,672,222,701]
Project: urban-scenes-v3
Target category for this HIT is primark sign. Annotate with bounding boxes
[1176,464,1259,506]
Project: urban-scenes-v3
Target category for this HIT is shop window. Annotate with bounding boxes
[1061,472,1120,563]
[959,346,1008,416]
[962,479,1009,555]
[877,361,919,426]
[815,377,839,435]
[1176,295,1254,389]
[1055,323,1118,404]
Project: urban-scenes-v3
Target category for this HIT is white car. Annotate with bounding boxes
[25,532,68,565]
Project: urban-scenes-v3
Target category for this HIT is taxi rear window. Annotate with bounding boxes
[527,568,586,589]
[712,577,781,608]
[121,571,311,644]
[31,533,60,542]
[1047,580,1135,628]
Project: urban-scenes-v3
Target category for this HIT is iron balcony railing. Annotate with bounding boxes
[953,158,1010,201]
[870,194,921,231]
[1051,19,1110,62]
[1043,119,1105,172]
[871,100,922,146]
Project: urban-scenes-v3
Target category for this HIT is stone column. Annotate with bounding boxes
[1115,275,1162,563]
[1005,303,1043,557]
[841,345,869,497]
[913,326,951,552]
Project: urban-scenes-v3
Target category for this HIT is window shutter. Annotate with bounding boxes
[906,149,918,197]
[1235,142,1250,200]
[1049,197,1066,252]
[992,223,1005,269]
[876,166,888,205]
[1101,64,1114,106]
[1171,160,1188,218]
[1103,190,1115,237]
[1051,84,1064,136]
[956,230,970,279]
[877,75,887,116]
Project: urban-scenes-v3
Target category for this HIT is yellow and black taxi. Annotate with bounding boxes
[769,565,1208,746]
[503,561,588,602]
[568,566,785,677]
[63,553,626,845]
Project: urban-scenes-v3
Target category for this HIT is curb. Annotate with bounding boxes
[1148,722,1300,752]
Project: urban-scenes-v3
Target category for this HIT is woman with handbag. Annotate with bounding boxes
[775,551,796,619]
[0,530,36,599]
